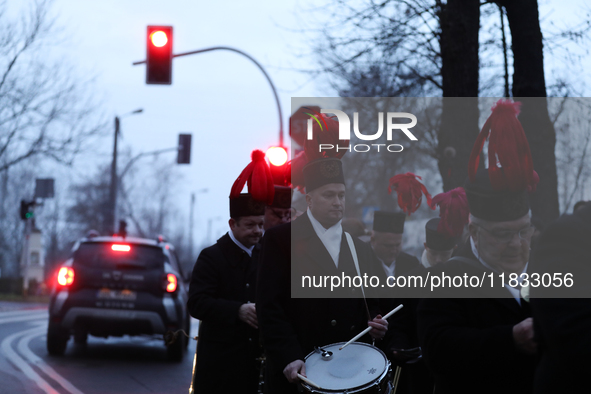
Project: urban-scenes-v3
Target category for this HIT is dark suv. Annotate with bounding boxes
[47,235,190,361]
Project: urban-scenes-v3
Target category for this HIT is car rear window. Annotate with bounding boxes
[73,242,166,269]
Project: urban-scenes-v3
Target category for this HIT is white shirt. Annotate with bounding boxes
[380,258,396,278]
[421,249,433,269]
[228,230,254,257]
[470,237,528,305]
[307,210,342,268]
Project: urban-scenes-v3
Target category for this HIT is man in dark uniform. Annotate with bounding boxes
[417,100,539,394]
[420,218,457,269]
[187,193,265,394]
[417,169,538,394]
[388,218,458,394]
[530,202,591,393]
[257,156,389,394]
[264,185,292,231]
[371,211,421,281]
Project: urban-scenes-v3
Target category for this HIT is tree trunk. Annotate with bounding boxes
[499,0,560,223]
[437,0,481,191]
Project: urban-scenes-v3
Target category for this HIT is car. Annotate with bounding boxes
[47,234,190,361]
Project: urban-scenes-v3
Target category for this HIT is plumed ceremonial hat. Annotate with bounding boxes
[464,168,531,222]
[229,193,266,218]
[425,218,457,251]
[303,158,345,193]
[373,211,406,234]
[301,112,348,193]
[430,187,469,237]
[465,99,539,222]
[388,172,433,216]
[270,185,293,209]
[229,150,274,218]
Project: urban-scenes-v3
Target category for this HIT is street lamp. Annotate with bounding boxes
[109,108,143,234]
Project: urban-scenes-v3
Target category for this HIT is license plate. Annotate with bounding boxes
[97,288,137,301]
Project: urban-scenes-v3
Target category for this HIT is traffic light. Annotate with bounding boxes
[146,25,173,84]
[266,146,288,185]
[20,200,34,220]
[177,134,192,164]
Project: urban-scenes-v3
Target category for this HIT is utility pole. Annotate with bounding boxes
[108,109,143,234]
[108,116,120,235]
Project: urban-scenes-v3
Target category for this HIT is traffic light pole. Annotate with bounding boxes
[118,146,180,183]
[21,216,31,297]
[133,46,285,146]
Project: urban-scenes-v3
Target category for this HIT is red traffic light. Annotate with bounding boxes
[266,146,288,166]
[146,25,173,85]
[150,30,168,47]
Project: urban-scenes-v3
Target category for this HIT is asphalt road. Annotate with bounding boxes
[0,303,199,394]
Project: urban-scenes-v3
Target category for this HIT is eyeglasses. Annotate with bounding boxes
[475,224,535,243]
[270,208,291,221]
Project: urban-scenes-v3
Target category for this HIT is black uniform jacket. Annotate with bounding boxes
[416,242,536,394]
[530,203,591,393]
[372,251,421,311]
[187,233,260,394]
[256,213,383,394]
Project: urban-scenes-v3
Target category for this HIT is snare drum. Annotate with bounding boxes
[302,342,392,393]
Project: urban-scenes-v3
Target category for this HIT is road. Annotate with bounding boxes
[0,303,199,394]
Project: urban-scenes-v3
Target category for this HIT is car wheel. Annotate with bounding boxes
[73,330,88,345]
[47,322,69,356]
[166,331,186,362]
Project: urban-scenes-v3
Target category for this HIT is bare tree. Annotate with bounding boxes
[304,0,590,222]
[119,157,184,239]
[67,164,111,235]
[0,0,104,173]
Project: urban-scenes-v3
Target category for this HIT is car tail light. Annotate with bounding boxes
[112,244,131,252]
[165,273,177,293]
[57,267,75,286]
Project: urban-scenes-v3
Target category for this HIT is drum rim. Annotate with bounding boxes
[303,342,390,393]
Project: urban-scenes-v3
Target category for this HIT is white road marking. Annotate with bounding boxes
[0,308,47,318]
[18,324,85,394]
[2,321,85,394]
[0,311,47,325]
[1,325,60,394]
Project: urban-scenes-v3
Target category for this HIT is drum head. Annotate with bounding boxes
[304,342,387,391]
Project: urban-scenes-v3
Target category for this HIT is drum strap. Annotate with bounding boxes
[345,232,372,322]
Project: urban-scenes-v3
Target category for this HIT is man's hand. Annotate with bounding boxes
[238,303,258,329]
[513,317,537,354]
[392,347,422,364]
[283,359,306,383]
[368,314,388,340]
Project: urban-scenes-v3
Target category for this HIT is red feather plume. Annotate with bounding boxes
[229,150,275,205]
[468,99,538,192]
[430,187,469,238]
[304,114,349,161]
[388,172,434,215]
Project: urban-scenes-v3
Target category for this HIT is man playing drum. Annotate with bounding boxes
[257,115,389,393]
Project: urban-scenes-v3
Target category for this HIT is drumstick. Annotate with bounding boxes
[297,373,321,389]
[339,304,403,351]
